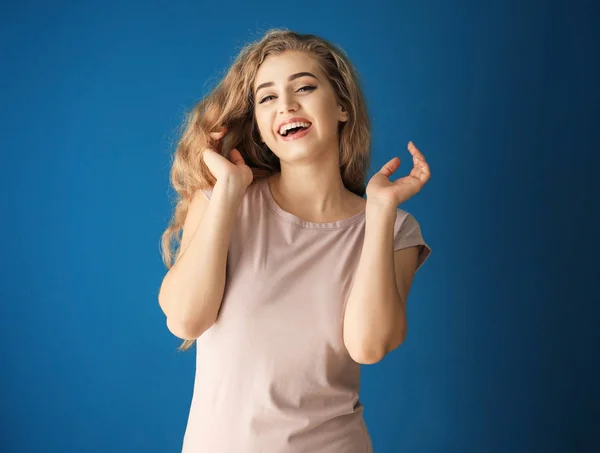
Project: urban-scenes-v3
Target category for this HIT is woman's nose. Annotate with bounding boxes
[278,95,299,114]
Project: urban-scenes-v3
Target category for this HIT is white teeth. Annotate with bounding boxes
[279,121,311,135]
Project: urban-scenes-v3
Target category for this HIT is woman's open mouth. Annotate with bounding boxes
[278,123,313,141]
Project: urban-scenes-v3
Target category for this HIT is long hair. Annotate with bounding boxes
[160,28,372,351]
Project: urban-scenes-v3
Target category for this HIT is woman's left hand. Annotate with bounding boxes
[365,141,431,208]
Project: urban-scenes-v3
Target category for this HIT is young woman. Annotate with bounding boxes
[159,28,431,453]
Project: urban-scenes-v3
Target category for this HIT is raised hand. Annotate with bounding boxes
[365,141,431,208]
[202,127,266,191]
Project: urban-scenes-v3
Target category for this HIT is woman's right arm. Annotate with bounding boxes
[158,179,244,340]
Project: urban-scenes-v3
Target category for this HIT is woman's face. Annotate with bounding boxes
[252,51,348,161]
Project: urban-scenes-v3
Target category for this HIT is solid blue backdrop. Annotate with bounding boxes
[1,0,597,452]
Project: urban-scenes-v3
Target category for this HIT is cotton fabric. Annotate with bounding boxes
[181,176,431,452]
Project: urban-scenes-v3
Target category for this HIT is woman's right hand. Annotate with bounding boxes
[202,128,256,193]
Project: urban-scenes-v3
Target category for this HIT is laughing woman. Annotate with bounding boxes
[159,28,432,453]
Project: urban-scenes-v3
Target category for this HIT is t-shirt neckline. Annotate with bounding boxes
[259,176,366,229]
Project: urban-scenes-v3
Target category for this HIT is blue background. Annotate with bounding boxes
[1,0,598,452]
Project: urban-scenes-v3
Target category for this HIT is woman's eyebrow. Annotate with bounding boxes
[255,72,318,95]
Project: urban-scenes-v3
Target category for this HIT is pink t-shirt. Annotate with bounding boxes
[181,176,431,453]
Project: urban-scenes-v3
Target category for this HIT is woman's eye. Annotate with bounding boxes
[259,85,316,104]
[259,95,275,103]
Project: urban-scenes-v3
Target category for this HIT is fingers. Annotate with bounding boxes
[379,156,401,177]
[408,141,430,175]
[408,141,426,161]
[209,127,227,141]
[228,148,245,166]
[209,131,225,141]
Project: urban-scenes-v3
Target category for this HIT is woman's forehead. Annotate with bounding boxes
[254,52,321,86]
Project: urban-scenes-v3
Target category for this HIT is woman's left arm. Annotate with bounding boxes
[343,141,430,365]
[343,203,419,365]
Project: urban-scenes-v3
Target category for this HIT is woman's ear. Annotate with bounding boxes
[338,105,349,123]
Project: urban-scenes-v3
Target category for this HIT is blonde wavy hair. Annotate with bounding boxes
[160,28,372,351]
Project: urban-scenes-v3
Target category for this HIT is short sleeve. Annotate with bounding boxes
[393,210,431,272]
